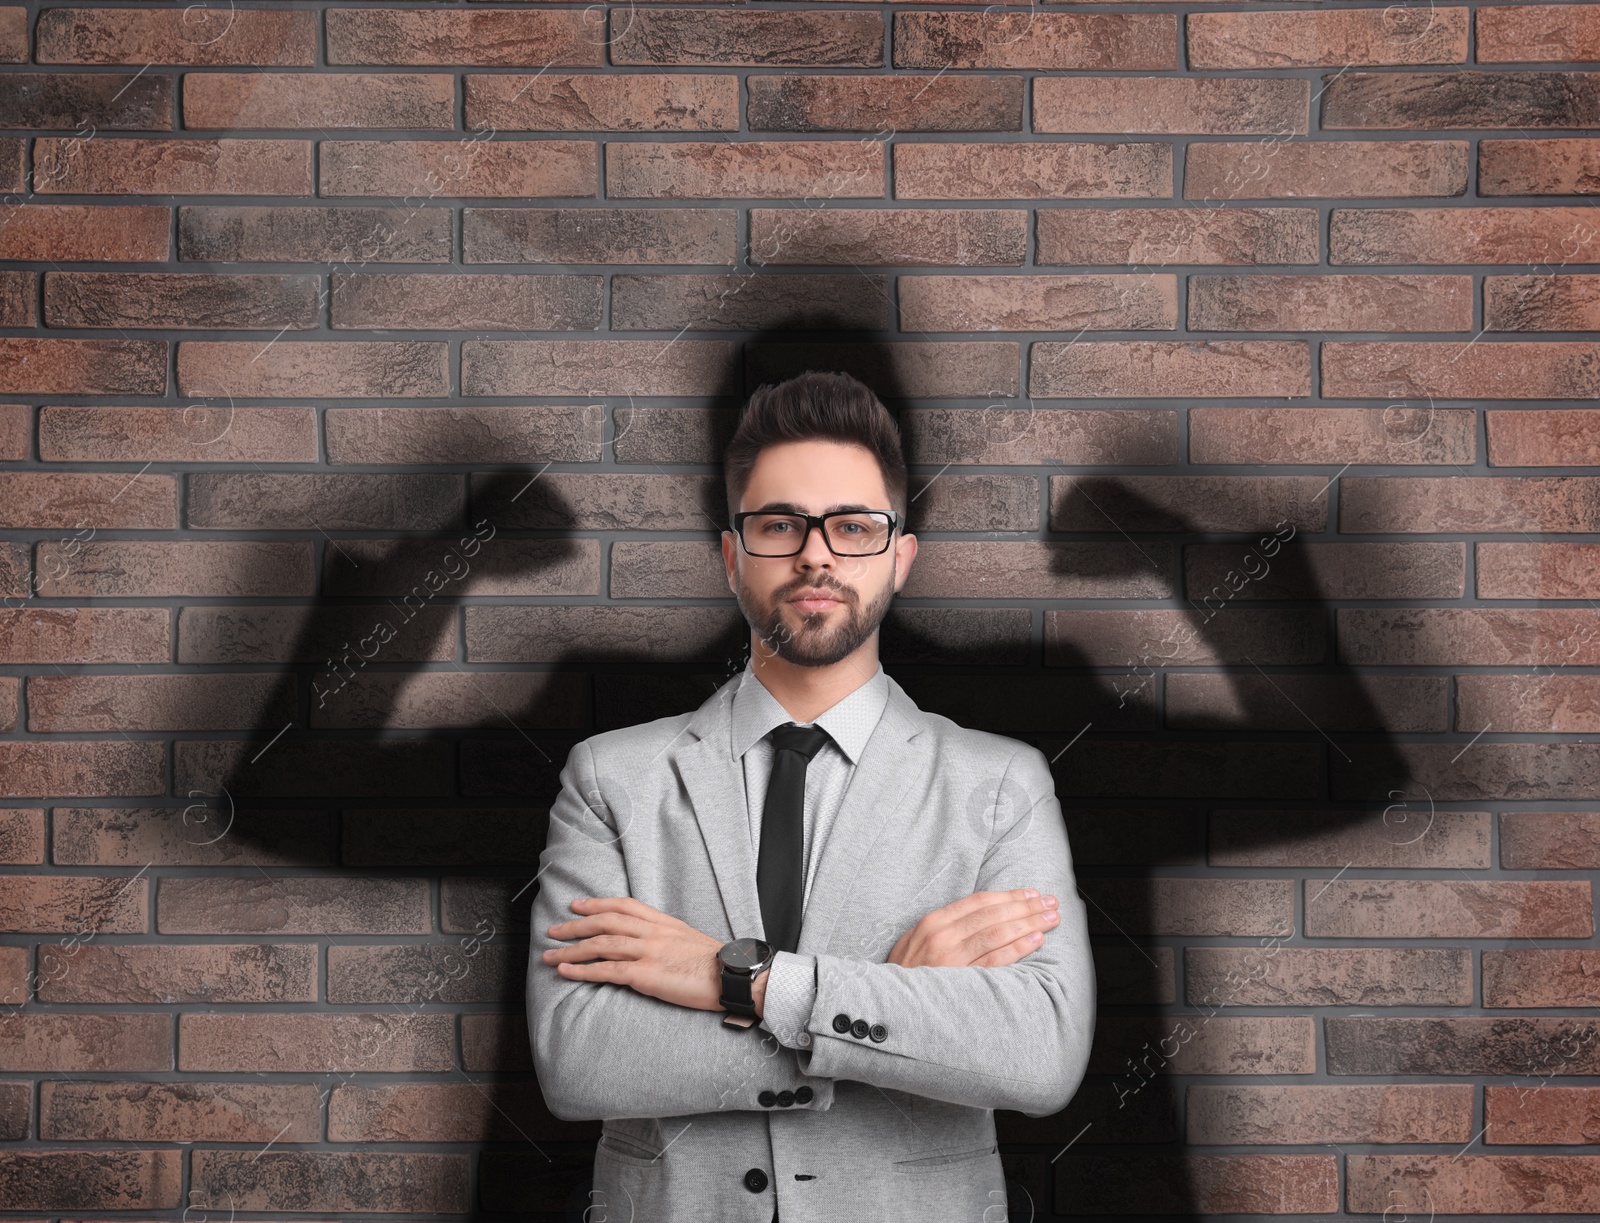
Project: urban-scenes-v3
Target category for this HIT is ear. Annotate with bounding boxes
[721,530,738,595]
[892,532,917,593]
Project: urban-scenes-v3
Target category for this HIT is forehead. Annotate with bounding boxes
[740,440,889,511]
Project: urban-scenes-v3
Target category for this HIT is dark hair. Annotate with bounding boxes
[723,370,908,526]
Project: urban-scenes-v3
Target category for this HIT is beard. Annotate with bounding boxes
[734,569,896,668]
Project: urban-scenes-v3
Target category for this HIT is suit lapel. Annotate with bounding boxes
[668,672,935,954]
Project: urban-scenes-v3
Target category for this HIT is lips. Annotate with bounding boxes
[790,589,843,611]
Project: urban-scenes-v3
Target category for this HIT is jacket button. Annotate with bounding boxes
[776,1089,795,1107]
[831,1013,851,1033]
[743,1168,768,1194]
[795,1086,813,1104]
[850,1018,870,1039]
[758,1090,776,1107]
[870,1023,888,1042]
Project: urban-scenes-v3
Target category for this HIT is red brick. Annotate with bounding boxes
[40,943,317,1003]
[30,544,312,601]
[1327,1015,1600,1076]
[36,137,310,195]
[1501,811,1600,869]
[36,7,314,64]
[1478,4,1600,62]
[0,809,44,864]
[1189,8,1468,68]
[1331,205,1600,263]
[1485,1086,1600,1144]
[1187,946,1471,1006]
[325,9,604,67]
[53,806,332,867]
[1190,1085,1474,1145]
[44,270,319,330]
[329,1082,560,1143]
[29,668,297,728]
[1036,206,1318,265]
[470,73,738,132]
[1488,409,1600,466]
[613,272,885,332]
[1048,609,1321,666]
[0,339,166,395]
[1210,809,1491,868]
[747,340,1017,398]
[1056,1155,1336,1214]
[1186,140,1467,200]
[1487,275,1600,331]
[0,7,25,62]
[0,1150,181,1210]
[905,407,1178,466]
[43,1081,319,1142]
[1090,1015,1313,1074]
[0,741,164,798]
[1189,274,1471,332]
[1307,879,1593,938]
[1191,407,1475,465]
[190,1150,467,1214]
[333,272,601,330]
[466,207,734,265]
[1052,474,1326,531]
[185,72,454,129]
[1034,77,1307,135]
[1340,608,1600,664]
[182,204,452,263]
[322,139,595,199]
[179,1013,454,1072]
[0,874,146,932]
[0,472,173,529]
[1321,70,1600,130]
[894,141,1170,199]
[461,338,718,397]
[0,608,169,664]
[609,139,881,199]
[1054,740,1321,799]
[1480,138,1600,195]
[0,1013,171,1070]
[1458,674,1600,732]
[39,405,317,463]
[326,405,602,465]
[1350,1155,1600,1215]
[177,340,447,398]
[1337,741,1600,802]
[895,12,1177,70]
[1327,341,1600,399]
[1032,340,1310,398]
[750,207,1026,266]
[748,74,1021,132]
[1485,950,1600,1008]
[1168,673,1447,731]
[1342,477,1600,532]
[610,10,881,66]
[899,274,1174,331]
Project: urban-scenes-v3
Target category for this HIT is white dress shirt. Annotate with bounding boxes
[727,659,891,1047]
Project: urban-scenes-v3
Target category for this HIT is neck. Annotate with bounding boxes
[746,637,880,723]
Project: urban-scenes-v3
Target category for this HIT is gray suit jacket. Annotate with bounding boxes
[527,671,1095,1222]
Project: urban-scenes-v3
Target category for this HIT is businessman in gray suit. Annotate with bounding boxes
[528,370,1095,1222]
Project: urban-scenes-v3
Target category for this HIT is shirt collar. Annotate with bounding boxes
[729,660,890,766]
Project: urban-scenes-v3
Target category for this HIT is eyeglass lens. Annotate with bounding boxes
[741,513,892,556]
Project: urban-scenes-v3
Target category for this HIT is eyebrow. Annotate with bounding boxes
[749,501,881,515]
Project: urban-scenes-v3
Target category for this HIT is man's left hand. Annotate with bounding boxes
[542,896,765,1016]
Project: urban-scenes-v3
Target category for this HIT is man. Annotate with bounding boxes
[527,370,1095,1222]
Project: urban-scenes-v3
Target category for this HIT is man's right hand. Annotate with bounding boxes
[887,888,1061,969]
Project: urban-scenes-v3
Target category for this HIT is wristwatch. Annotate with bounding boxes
[718,936,775,1029]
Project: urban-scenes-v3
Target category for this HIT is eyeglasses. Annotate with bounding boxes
[731,510,902,558]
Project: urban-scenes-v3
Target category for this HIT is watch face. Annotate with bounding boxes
[720,936,772,970]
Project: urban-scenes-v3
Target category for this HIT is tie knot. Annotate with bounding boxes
[770,722,830,762]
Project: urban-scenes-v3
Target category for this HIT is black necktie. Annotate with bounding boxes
[757,723,830,954]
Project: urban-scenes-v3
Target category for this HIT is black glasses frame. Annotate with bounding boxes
[730,510,903,558]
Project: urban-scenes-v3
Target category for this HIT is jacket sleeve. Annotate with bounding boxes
[779,745,1096,1120]
[526,738,836,1122]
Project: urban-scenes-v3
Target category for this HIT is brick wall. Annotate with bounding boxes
[1,1,1598,1218]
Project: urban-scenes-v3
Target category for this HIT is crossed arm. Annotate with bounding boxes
[526,739,1095,1121]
